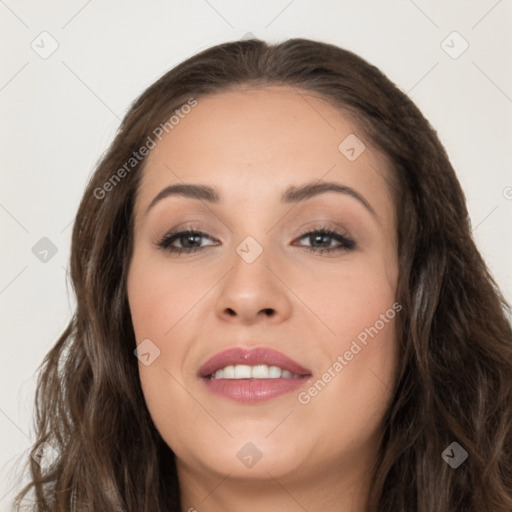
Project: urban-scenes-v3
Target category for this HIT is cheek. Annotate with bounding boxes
[127,260,204,452]
[127,251,207,343]
[302,319,398,458]
[127,253,214,439]
[302,253,398,341]
[298,261,399,443]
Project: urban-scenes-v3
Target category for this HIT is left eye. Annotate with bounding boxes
[156,227,355,255]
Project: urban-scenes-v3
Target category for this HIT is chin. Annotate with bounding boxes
[176,435,306,479]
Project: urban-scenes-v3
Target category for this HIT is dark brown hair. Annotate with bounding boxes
[14,37,512,511]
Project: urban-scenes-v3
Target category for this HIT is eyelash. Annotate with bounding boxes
[155,225,356,256]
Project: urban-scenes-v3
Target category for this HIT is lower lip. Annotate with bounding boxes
[202,376,311,403]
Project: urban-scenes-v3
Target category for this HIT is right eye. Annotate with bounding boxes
[156,228,217,255]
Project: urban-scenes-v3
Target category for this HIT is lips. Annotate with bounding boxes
[198,346,312,378]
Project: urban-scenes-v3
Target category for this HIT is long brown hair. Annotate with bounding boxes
[14,38,512,511]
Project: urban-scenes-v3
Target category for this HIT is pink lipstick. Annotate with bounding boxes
[198,346,312,404]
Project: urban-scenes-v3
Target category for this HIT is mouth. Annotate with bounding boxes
[198,346,313,403]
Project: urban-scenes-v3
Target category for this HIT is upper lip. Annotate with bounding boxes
[198,346,312,378]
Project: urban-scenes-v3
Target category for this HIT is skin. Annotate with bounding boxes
[127,86,400,512]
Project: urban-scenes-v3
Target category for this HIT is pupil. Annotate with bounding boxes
[313,234,329,247]
[184,235,200,247]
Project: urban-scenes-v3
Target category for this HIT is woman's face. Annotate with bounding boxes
[127,86,399,492]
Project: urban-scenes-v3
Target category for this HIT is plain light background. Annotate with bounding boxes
[1,0,511,507]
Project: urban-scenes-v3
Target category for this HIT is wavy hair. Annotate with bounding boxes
[14,37,512,511]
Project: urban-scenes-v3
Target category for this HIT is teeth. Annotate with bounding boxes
[214,368,225,379]
[268,365,281,378]
[251,364,268,378]
[234,365,252,379]
[211,364,301,379]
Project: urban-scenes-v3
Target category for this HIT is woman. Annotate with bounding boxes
[14,37,512,511]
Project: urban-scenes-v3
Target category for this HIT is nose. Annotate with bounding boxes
[214,248,293,325]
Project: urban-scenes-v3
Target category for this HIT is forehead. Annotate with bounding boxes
[135,86,393,220]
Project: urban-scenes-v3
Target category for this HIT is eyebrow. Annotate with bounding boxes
[145,181,377,218]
